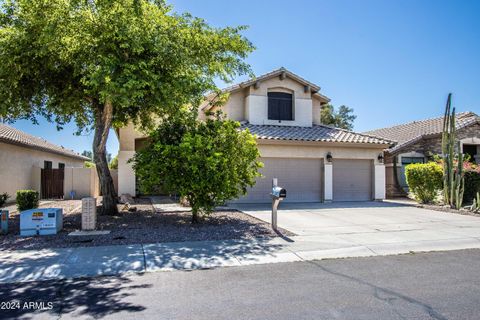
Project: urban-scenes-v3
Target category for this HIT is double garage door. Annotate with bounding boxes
[235,158,373,203]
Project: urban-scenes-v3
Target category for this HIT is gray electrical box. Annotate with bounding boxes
[1,210,8,234]
[20,208,63,236]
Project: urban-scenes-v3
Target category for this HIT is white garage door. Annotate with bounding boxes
[235,158,323,203]
[333,159,372,201]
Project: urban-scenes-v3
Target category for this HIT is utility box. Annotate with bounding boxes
[81,197,97,231]
[1,210,8,234]
[20,208,63,236]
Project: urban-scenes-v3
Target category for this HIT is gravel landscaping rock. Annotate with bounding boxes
[0,198,293,251]
[415,203,480,217]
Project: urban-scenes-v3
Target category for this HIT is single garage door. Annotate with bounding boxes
[235,158,323,203]
[333,159,372,201]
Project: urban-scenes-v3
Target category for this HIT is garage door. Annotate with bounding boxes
[235,158,323,203]
[333,159,372,201]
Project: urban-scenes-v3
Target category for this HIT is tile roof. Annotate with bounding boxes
[0,123,90,161]
[363,112,479,153]
[240,123,394,145]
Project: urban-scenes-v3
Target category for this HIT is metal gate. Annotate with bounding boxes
[41,168,64,199]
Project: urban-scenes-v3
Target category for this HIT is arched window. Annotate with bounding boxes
[268,92,293,121]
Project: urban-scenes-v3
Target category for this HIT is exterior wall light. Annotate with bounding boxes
[378,153,384,163]
[326,152,333,162]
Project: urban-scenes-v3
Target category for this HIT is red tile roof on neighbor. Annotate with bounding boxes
[364,112,480,153]
[0,123,90,161]
[241,123,394,145]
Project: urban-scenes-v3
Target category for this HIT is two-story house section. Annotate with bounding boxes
[117,68,393,203]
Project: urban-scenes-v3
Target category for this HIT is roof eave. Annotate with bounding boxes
[256,138,392,148]
[0,138,89,161]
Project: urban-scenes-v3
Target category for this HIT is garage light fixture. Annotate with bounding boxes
[378,153,384,163]
[326,152,333,162]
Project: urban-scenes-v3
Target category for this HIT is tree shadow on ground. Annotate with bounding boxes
[1,208,292,250]
[0,274,151,320]
[143,237,290,270]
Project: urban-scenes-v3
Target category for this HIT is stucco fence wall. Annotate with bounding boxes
[63,168,118,200]
[30,167,118,200]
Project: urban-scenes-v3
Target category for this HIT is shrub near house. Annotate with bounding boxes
[16,190,39,212]
[464,164,480,203]
[405,163,443,203]
[132,113,263,223]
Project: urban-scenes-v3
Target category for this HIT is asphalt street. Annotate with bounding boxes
[2,249,480,320]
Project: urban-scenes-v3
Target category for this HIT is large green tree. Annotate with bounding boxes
[0,0,253,214]
[132,112,262,223]
[321,104,357,130]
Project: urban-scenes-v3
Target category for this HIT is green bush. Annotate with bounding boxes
[132,113,262,223]
[16,190,39,211]
[0,193,10,207]
[464,170,480,204]
[405,162,443,203]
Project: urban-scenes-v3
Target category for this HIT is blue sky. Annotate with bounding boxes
[10,0,480,155]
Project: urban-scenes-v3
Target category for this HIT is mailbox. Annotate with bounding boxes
[20,208,63,236]
[271,186,286,199]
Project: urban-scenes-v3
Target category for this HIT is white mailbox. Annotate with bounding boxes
[20,208,63,236]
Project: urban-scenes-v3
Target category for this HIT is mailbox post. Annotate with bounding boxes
[270,178,286,230]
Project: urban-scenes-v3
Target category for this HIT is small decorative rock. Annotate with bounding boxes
[119,194,135,204]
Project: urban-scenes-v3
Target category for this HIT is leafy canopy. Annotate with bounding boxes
[109,155,118,170]
[132,113,263,222]
[320,104,356,131]
[0,0,254,131]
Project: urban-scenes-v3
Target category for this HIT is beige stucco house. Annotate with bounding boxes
[117,68,393,203]
[365,112,480,197]
[0,124,89,202]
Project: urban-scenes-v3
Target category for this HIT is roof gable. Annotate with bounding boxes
[201,67,330,112]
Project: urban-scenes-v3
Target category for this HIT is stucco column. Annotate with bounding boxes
[374,164,386,200]
[118,151,136,196]
[324,162,333,202]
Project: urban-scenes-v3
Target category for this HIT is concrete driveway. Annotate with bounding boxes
[230,201,480,255]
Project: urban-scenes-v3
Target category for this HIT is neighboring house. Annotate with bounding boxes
[0,124,89,201]
[117,68,393,203]
[364,112,480,197]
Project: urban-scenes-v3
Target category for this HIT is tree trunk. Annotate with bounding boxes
[93,99,118,215]
[191,210,200,223]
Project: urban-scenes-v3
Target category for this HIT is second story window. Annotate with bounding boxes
[268,92,293,121]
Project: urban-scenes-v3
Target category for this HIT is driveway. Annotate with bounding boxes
[230,201,480,255]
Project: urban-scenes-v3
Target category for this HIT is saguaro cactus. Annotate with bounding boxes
[441,94,465,209]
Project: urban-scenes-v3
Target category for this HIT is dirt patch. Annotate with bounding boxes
[0,198,293,251]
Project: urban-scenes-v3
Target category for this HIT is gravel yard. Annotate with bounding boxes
[0,198,292,251]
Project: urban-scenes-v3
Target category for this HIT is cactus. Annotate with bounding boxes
[441,94,465,209]
[453,145,465,209]
[471,192,480,213]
